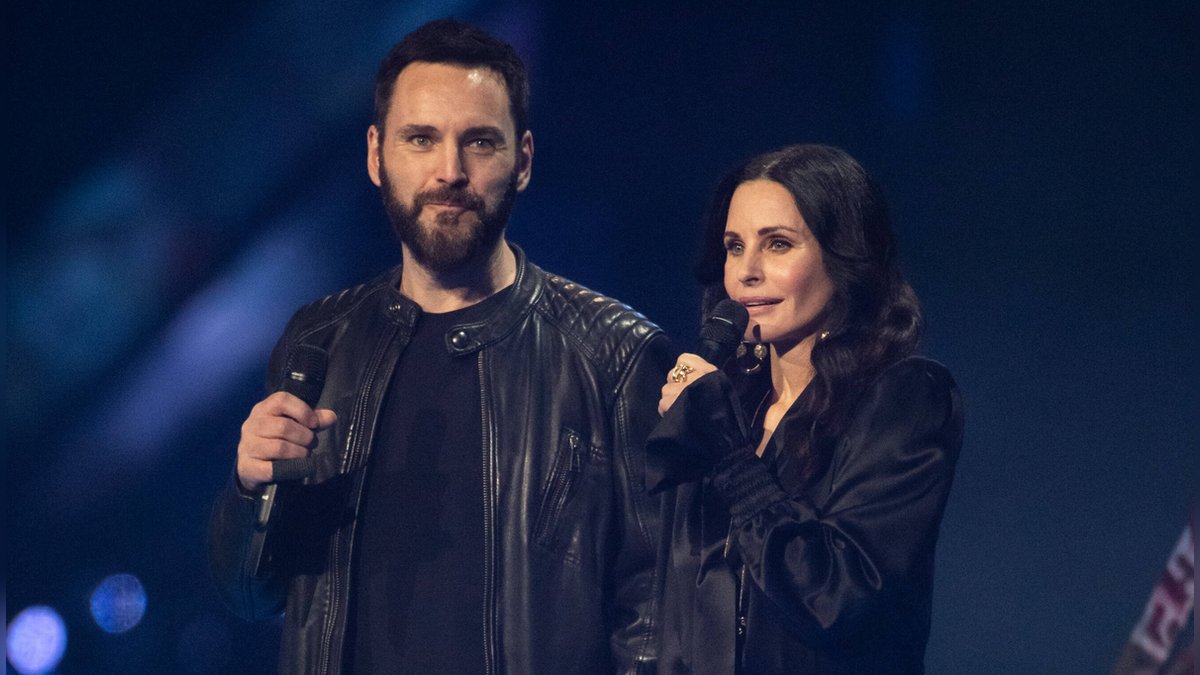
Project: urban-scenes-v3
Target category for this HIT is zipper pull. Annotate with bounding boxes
[567,432,582,471]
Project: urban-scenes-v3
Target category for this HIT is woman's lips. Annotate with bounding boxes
[739,297,781,316]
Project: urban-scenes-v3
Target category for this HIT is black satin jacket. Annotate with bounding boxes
[208,245,674,674]
[648,357,963,674]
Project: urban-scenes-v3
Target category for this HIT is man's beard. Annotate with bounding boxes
[380,164,517,275]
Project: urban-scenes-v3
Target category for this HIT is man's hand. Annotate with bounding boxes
[236,391,337,492]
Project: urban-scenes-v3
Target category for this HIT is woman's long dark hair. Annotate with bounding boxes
[695,144,922,479]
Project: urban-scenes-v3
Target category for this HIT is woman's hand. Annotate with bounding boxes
[658,353,719,416]
[647,359,754,489]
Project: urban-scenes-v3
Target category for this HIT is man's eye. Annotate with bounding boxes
[466,138,497,153]
[408,136,432,147]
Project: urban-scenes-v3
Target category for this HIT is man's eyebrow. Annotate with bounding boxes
[462,125,507,139]
[395,124,438,137]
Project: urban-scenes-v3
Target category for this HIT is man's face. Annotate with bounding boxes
[368,62,533,274]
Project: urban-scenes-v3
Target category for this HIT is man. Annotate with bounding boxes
[208,19,672,674]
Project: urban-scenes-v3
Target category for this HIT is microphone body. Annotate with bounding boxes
[645,300,750,492]
[248,344,328,578]
[696,299,749,367]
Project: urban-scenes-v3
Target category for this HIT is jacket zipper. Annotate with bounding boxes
[479,350,497,675]
[339,322,399,475]
[537,431,581,546]
[318,322,398,675]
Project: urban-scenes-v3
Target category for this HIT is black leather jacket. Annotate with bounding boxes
[208,245,674,674]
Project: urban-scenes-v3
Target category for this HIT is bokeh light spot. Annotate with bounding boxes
[6,605,68,675]
[89,573,148,634]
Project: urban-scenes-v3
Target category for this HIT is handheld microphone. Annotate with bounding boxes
[643,299,751,493]
[248,344,328,578]
[696,299,749,366]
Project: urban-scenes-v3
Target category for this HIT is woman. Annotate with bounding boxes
[648,144,963,674]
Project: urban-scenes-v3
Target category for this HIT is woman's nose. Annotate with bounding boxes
[735,251,762,285]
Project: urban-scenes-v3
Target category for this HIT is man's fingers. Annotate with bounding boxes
[237,457,276,492]
[255,391,323,427]
[236,394,337,490]
[243,415,317,448]
[313,408,338,430]
[236,439,310,490]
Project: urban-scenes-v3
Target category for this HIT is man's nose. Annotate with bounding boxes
[435,145,468,186]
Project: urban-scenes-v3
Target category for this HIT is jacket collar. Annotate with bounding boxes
[380,243,542,356]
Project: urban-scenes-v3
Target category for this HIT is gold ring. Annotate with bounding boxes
[670,363,695,383]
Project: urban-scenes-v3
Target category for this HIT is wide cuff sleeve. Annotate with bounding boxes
[646,371,753,494]
[710,450,788,522]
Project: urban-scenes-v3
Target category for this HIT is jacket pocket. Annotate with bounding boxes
[534,427,585,550]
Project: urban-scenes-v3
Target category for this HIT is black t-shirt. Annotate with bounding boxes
[347,287,510,673]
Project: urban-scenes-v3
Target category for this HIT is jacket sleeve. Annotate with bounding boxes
[711,358,963,644]
[206,323,296,620]
[207,475,289,619]
[608,331,677,673]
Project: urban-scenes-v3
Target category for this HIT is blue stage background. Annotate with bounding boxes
[7,1,1196,672]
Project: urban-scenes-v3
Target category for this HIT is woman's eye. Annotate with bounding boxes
[767,239,792,251]
[724,241,744,255]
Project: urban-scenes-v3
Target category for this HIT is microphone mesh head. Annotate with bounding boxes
[287,345,328,385]
[700,299,749,346]
[282,344,328,406]
[696,299,750,365]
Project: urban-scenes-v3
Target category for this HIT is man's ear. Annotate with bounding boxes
[367,125,382,187]
[515,130,533,192]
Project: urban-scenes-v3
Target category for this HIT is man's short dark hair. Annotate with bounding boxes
[374,18,530,136]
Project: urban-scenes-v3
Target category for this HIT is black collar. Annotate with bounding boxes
[378,243,542,355]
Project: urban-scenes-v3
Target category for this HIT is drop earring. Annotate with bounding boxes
[735,342,767,374]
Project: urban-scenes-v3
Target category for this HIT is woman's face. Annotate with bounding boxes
[723,179,834,348]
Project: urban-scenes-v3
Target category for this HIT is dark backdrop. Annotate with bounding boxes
[7,1,1196,672]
